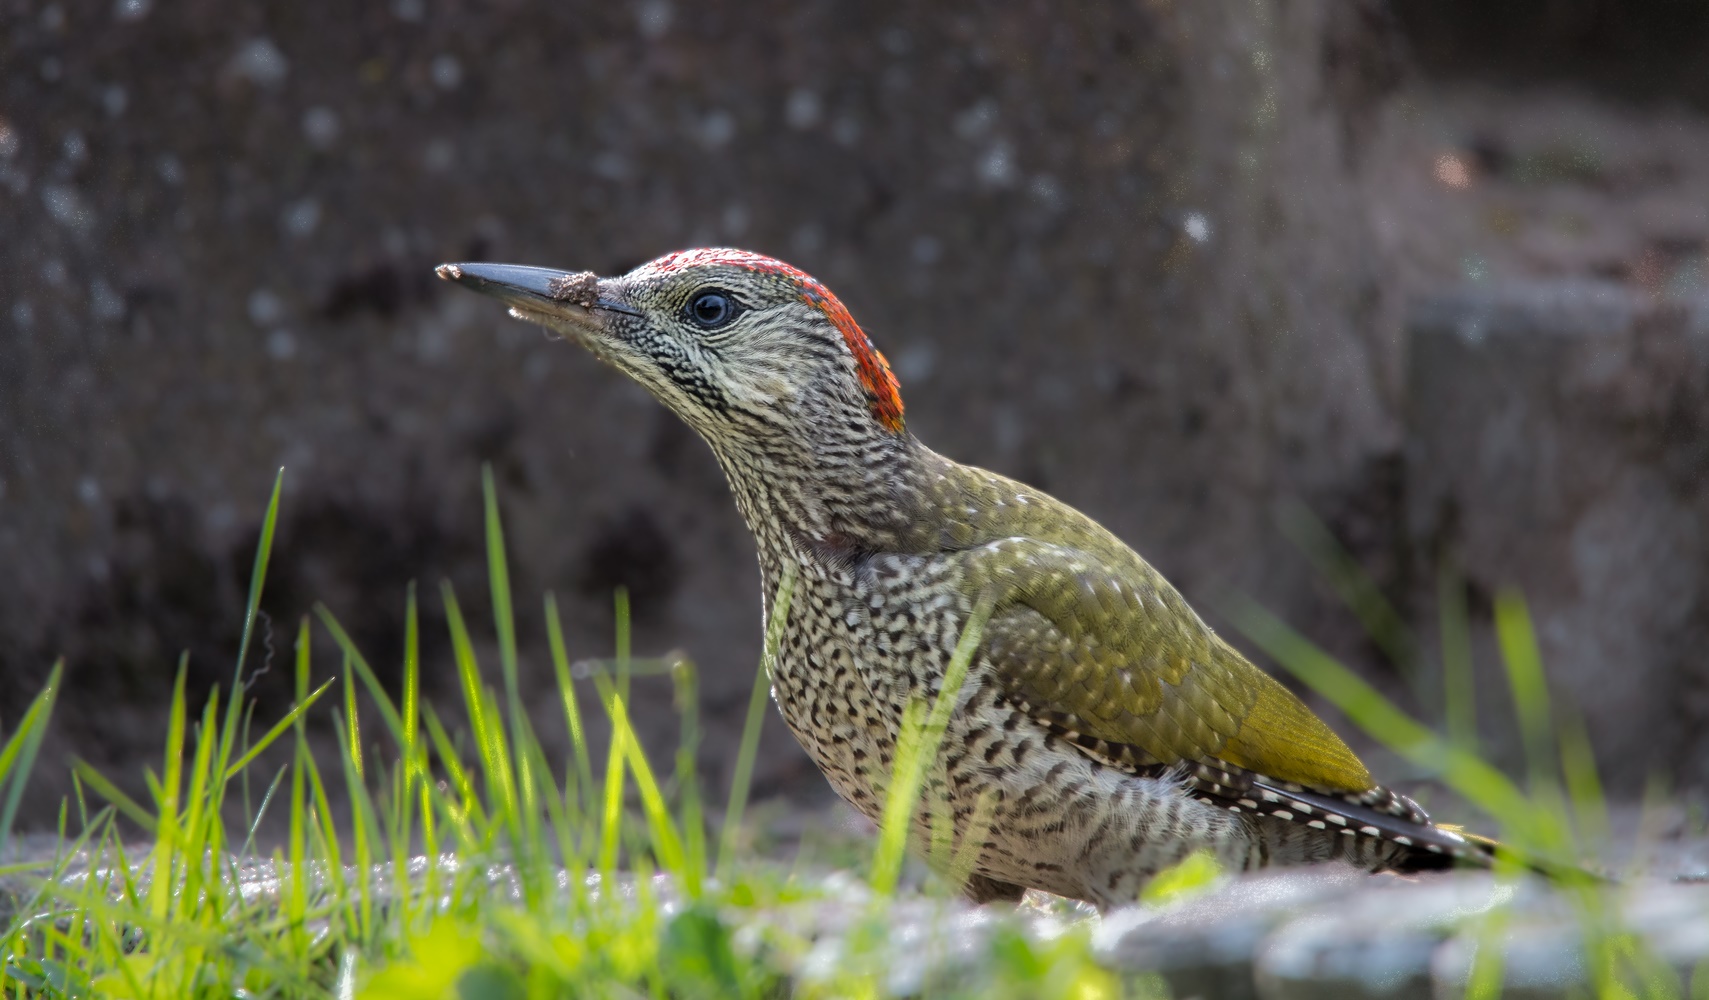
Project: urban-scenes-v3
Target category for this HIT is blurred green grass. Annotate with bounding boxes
[1249,503,1699,998]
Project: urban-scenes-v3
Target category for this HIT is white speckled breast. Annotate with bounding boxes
[756,547,1265,905]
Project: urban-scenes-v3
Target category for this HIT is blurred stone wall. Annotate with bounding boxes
[1409,286,1709,783]
[3,0,1704,828]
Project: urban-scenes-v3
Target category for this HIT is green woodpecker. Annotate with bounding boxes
[436,249,1494,908]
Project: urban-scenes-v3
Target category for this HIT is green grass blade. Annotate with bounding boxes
[1438,565,1479,754]
[222,679,336,781]
[393,582,423,910]
[316,604,409,747]
[1494,591,1555,790]
[70,758,156,833]
[421,704,487,840]
[481,468,540,870]
[1278,499,1419,681]
[300,723,347,904]
[1559,706,1612,855]
[482,465,522,722]
[239,763,289,857]
[440,584,495,775]
[506,706,557,895]
[209,681,248,850]
[294,615,312,732]
[332,707,381,942]
[546,593,597,844]
[402,580,422,782]
[233,468,285,687]
[148,658,190,925]
[344,658,365,782]
[614,586,632,704]
[278,615,312,957]
[871,591,996,896]
[671,657,708,893]
[718,562,797,875]
[177,688,221,896]
[871,703,927,900]
[608,690,689,893]
[1492,591,1579,858]
[0,661,61,851]
[578,660,695,894]
[598,708,628,883]
[945,788,1000,894]
[213,500,279,847]
[484,707,520,835]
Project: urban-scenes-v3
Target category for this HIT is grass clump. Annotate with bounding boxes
[0,469,1111,999]
[1,475,1701,997]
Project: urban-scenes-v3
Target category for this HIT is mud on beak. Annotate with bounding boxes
[434,262,638,330]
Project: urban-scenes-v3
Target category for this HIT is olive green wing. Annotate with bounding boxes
[964,537,1374,794]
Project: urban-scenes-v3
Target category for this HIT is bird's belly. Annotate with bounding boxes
[762,557,974,820]
[760,560,1257,907]
[765,581,904,822]
[916,687,1260,903]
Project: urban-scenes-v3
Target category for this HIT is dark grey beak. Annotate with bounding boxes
[434,262,639,321]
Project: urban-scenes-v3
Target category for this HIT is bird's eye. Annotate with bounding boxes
[687,290,738,330]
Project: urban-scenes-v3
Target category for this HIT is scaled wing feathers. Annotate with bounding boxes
[966,537,1374,794]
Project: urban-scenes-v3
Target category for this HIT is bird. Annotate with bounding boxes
[435,248,1495,909]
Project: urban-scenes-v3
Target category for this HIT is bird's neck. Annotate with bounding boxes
[708,424,931,570]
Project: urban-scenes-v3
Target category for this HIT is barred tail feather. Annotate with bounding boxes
[1174,758,1497,870]
[1242,779,1494,869]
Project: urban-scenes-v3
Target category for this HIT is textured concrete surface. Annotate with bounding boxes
[1098,870,1709,999]
[1407,284,1709,784]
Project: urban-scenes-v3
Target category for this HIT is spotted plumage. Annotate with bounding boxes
[437,249,1497,909]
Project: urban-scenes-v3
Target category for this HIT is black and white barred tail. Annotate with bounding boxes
[1033,699,1500,874]
[1181,760,1496,871]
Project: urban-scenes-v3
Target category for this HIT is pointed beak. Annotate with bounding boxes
[434,262,639,328]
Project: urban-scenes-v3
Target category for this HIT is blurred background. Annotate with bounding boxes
[3,0,1708,835]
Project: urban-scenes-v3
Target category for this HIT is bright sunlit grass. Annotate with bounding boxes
[0,470,1114,999]
[0,478,1700,998]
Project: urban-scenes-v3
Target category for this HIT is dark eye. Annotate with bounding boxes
[687,289,739,330]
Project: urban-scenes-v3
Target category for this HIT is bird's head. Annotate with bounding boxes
[436,249,905,448]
